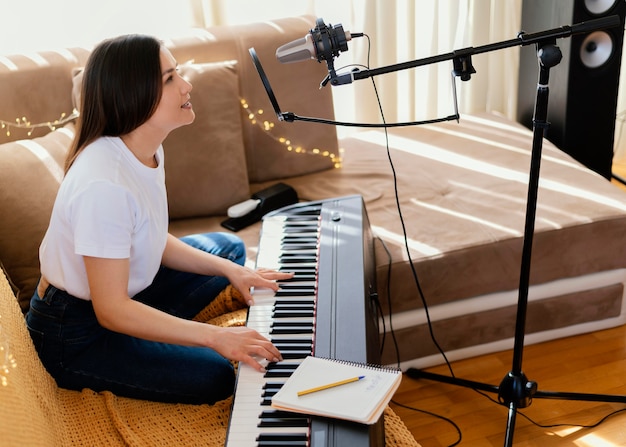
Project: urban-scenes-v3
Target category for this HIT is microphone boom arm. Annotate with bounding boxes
[331,15,620,86]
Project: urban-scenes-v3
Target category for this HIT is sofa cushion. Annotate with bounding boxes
[0,124,75,314]
[0,48,89,146]
[165,17,339,183]
[163,61,250,219]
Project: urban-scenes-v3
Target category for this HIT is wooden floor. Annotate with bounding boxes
[390,169,626,446]
[390,325,626,446]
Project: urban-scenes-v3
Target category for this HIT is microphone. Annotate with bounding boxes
[276,18,356,64]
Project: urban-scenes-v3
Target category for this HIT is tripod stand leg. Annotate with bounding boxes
[534,390,626,403]
[405,368,499,394]
[504,403,517,447]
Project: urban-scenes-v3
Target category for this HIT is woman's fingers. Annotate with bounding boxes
[229,268,296,306]
[214,327,283,372]
[256,268,295,280]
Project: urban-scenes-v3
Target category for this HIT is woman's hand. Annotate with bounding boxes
[210,325,283,372]
[226,266,295,306]
[161,235,294,306]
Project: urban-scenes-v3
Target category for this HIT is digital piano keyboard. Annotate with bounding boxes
[225,195,383,446]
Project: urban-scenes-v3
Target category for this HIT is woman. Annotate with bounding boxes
[26,34,291,405]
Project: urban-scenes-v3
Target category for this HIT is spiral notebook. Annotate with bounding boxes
[271,356,402,425]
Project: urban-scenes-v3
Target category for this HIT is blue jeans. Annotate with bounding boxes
[26,232,246,405]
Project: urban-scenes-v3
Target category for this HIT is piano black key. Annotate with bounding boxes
[266,360,302,368]
[262,389,283,399]
[282,239,318,246]
[278,256,315,265]
[287,207,320,214]
[275,289,315,297]
[274,294,315,300]
[280,351,311,359]
[276,282,315,289]
[278,257,315,266]
[263,371,294,378]
[273,307,314,314]
[272,339,312,357]
[284,213,319,219]
[264,362,300,377]
[258,418,309,428]
[261,388,280,399]
[282,256,316,262]
[260,410,309,419]
[257,433,309,446]
[283,227,318,234]
[288,254,316,259]
[270,327,314,335]
[273,349,312,359]
[274,299,313,308]
[274,295,315,301]
[287,204,321,213]
[276,349,312,357]
[273,341,312,349]
[271,320,313,326]
[257,441,308,447]
[283,221,318,226]
[273,300,315,307]
[280,245,317,250]
[277,263,318,270]
[272,310,315,318]
[279,266,315,271]
[276,272,316,279]
[258,411,309,428]
[262,388,280,398]
[258,419,309,428]
[281,231,318,238]
[285,210,321,218]
[281,246,317,251]
[280,274,316,282]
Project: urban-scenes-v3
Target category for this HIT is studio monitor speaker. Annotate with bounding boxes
[517,0,626,179]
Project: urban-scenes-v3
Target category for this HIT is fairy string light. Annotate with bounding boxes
[240,99,343,168]
[1,109,79,138]
[0,318,17,387]
[2,102,342,168]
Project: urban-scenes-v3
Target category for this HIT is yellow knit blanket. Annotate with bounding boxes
[0,272,419,446]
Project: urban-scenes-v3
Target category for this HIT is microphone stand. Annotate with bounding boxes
[285,15,626,446]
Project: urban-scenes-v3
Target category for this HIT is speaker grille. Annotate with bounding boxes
[579,31,615,67]
[584,0,620,15]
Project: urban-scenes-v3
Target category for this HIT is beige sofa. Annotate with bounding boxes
[1,13,626,444]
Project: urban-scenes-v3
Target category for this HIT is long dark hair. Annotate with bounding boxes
[65,34,163,172]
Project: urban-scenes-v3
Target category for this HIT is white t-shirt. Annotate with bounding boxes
[40,136,169,300]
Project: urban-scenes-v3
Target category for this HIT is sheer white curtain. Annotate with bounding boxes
[341,0,523,126]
